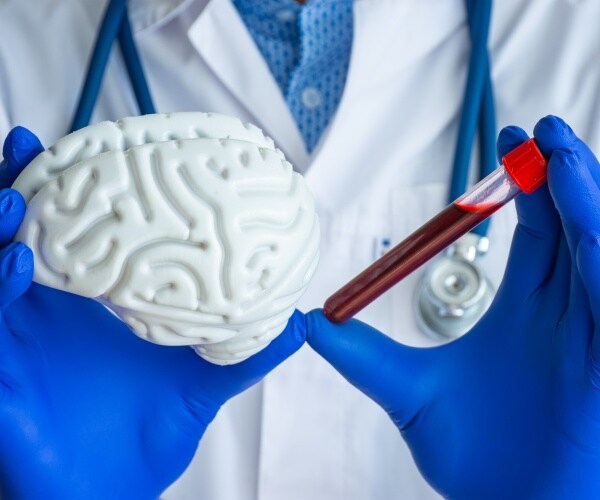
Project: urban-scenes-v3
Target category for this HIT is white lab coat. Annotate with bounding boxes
[1,0,599,498]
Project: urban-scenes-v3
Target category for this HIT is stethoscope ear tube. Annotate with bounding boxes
[71,0,155,132]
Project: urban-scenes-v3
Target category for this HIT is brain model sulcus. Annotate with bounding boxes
[12,112,320,365]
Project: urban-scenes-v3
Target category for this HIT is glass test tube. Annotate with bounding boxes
[323,139,548,324]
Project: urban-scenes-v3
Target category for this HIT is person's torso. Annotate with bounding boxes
[1,0,599,498]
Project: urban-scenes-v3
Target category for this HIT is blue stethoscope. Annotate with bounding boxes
[415,0,497,340]
[72,0,496,340]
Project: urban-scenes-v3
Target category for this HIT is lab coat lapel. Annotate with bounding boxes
[303,0,410,211]
[187,0,309,169]
[305,0,466,213]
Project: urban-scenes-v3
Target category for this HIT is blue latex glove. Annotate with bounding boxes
[0,127,306,498]
[308,115,600,498]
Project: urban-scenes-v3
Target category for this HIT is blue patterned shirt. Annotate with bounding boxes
[232,0,354,153]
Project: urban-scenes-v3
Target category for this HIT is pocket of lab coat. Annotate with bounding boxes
[389,183,518,348]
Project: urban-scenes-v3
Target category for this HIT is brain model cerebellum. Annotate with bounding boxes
[12,112,320,365]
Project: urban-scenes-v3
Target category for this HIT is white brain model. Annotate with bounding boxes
[12,112,320,365]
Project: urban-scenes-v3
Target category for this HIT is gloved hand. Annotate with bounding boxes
[0,128,306,498]
[308,115,600,499]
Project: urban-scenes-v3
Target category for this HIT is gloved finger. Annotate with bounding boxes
[306,309,430,430]
[535,117,600,299]
[534,115,600,256]
[575,234,600,383]
[220,309,306,388]
[533,116,600,369]
[184,310,306,426]
[540,234,592,360]
[0,189,27,247]
[544,234,572,324]
[0,242,33,309]
[495,125,563,300]
[0,126,44,188]
[0,319,24,394]
[565,267,595,360]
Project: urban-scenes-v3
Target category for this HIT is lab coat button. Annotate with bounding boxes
[276,9,297,22]
[301,87,323,109]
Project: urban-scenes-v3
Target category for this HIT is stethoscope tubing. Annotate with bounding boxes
[118,9,156,118]
[452,0,495,237]
[70,0,155,132]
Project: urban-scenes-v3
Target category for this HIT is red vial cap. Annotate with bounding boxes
[502,138,548,194]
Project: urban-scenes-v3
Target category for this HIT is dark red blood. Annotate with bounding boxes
[323,202,500,323]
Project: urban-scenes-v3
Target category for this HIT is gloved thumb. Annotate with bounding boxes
[182,310,307,428]
[306,309,431,429]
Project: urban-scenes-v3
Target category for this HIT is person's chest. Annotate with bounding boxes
[3,0,598,210]
[2,1,600,499]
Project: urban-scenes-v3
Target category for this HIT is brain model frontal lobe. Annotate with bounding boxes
[12,113,320,364]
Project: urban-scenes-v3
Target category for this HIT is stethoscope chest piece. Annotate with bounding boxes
[415,234,494,340]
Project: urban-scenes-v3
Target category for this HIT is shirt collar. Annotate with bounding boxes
[128,0,194,32]
[231,0,355,19]
[232,0,303,18]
